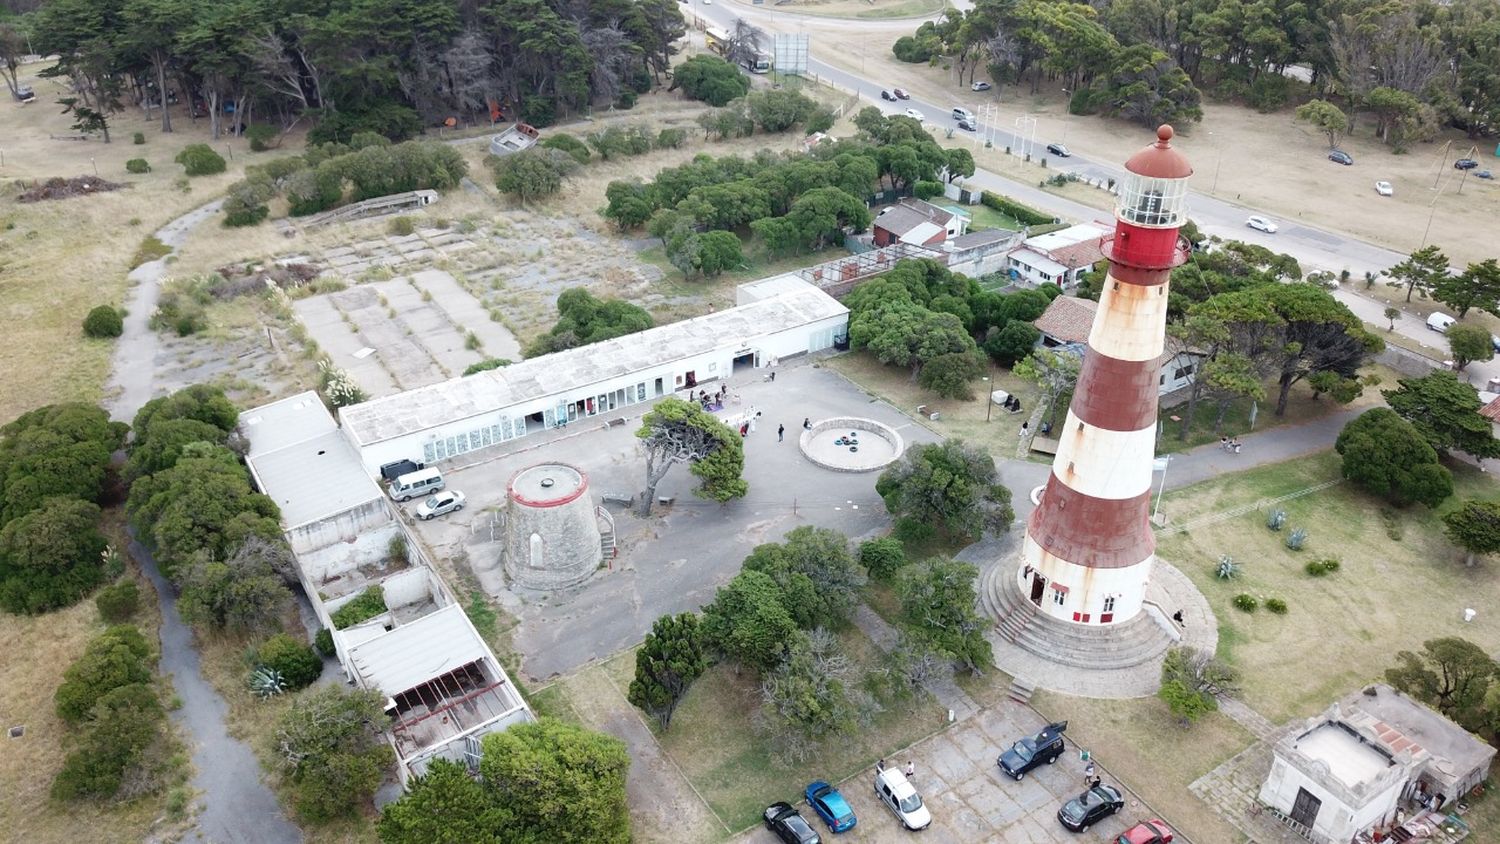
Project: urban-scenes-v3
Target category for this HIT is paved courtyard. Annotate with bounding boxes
[403,356,942,681]
[734,701,1163,844]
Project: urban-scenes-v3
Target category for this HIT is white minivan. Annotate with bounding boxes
[951,107,973,122]
[874,768,932,830]
[389,467,444,501]
[1427,312,1457,333]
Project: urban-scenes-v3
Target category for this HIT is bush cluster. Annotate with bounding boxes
[95,580,141,622]
[175,144,227,177]
[1265,597,1289,614]
[254,633,323,690]
[1232,593,1258,613]
[980,190,1052,226]
[1305,557,1341,577]
[330,585,387,629]
[126,158,151,174]
[83,305,124,338]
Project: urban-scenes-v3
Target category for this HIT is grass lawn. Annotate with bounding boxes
[963,202,1026,232]
[657,625,949,832]
[636,242,852,309]
[1031,691,1256,844]
[1156,450,1500,724]
[766,0,945,20]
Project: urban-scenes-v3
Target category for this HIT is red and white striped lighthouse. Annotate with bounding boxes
[1017,125,1192,626]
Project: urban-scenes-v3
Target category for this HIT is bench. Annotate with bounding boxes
[605,417,628,428]
[1029,437,1060,455]
[601,493,634,507]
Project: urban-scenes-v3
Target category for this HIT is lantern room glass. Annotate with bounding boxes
[1116,173,1187,228]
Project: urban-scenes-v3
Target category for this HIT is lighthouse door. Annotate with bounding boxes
[1028,574,1046,606]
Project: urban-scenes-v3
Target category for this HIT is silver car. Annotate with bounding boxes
[415,490,466,520]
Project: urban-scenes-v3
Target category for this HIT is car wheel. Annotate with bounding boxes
[1080,824,1089,832]
[421,513,432,520]
[454,504,463,511]
[1013,771,1024,781]
[1047,754,1058,764]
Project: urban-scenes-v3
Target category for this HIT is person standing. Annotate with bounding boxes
[876,758,886,773]
[1083,759,1096,784]
[802,417,811,430]
[777,424,785,442]
[904,760,915,781]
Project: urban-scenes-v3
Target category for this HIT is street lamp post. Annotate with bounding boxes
[1060,88,1069,144]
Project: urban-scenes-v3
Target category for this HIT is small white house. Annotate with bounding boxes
[1258,684,1495,844]
[1005,223,1108,286]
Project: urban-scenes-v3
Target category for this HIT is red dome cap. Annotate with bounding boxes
[1123,124,1193,179]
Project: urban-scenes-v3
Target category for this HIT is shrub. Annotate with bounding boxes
[95,580,141,622]
[245,124,277,152]
[50,683,165,801]
[314,627,336,658]
[83,305,124,338]
[913,180,944,200]
[1265,508,1286,531]
[250,666,287,698]
[463,357,513,376]
[126,158,151,174]
[254,633,323,690]
[0,497,109,615]
[1320,557,1340,573]
[891,35,936,63]
[224,204,269,227]
[1285,527,1308,551]
[132,132,146,145]
[859,537,908,581]
[55,626,154,723]
[1266,597,1288,614]
[330,585,387,629]
[388,215,415,236]
[980,190,1051,226]
[174,144,227,177]
[1214,555,1238,580]
[540,133,591,165]
[307,103,421,144]
[520,95,556,128]
[1232,593,1258,613]
[656,127,687,150]
[1247,75,1290,112]
[1305,557,1341,576]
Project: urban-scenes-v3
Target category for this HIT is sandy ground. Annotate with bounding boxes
[780,21,1499,267]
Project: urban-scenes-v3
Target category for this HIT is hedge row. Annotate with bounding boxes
[979,190,1053,227]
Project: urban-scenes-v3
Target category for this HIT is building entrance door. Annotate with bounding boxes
[1290,788,1321,830]
[1029,574,1046,606]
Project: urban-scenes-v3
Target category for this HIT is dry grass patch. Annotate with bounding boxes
[1156,450,1500,723]
[743,0,945,20]
[1031,691,1255,844]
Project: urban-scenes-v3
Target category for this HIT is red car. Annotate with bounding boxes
[1116,819,1173,844]
[893,88,910,99]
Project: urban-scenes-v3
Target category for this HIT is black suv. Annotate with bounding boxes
[998,721,1068,780]
[764,802,821,844]
[1455,158,1479,170]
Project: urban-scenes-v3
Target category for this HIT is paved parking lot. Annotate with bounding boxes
[737,702,1155,844]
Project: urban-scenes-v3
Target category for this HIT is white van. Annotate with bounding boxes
[1427,312,1457,333]
[874,768,932,830]
[951,107,973,122]
[389,467,444,501]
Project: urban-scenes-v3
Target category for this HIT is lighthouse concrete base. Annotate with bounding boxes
[977,554,1217,699]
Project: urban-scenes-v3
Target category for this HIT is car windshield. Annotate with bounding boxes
[1010,738,1036,761]
[423,496,441,507]
[898,793,923,813]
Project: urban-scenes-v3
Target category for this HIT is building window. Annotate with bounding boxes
[1100,613,1113,623]
[422,442,436,463]
[1052,589,1065,606]
[1173,365,1194,380]
[1159,374,1166,386]
[1103,596,1116,613]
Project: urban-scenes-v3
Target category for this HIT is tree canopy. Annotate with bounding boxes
[701,569,801,673]
[1443,500,1500,568]
[1383,371,1500,460]
[1334,408,1452,508]
[876,439,1014,542]
[477,719,631,843]
[0,496,108,615]
[671,54,749,106]
[634,397,746,516]
[627,612,708,731]
[1386,638,1497,733]
[742,526,867,630]
[894,557,992,674]
[527,288,653,357]
[0,402,126,524]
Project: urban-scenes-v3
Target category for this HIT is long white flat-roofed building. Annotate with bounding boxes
[338,278,849,473]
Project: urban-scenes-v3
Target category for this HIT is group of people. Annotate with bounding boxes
[876,758,917,780]
[1219,436,1243,454]
[697,386,729,412]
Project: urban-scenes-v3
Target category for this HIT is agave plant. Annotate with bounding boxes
[1285,528,1308,551]
[1265,509,1287,532]
[250,666,287,699]
[1215,555,1239,580]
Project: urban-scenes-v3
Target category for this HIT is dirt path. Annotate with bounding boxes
[107,200,302,843]
[105,199,224,423]
[558,666,725,844]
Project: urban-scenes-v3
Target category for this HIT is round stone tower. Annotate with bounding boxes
[501,463,602,590]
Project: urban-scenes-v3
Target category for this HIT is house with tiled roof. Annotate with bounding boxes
[1006,223,1109,287]
[1031,295,1203,396]
[1257,684,1493,844]
[872,198,967,248]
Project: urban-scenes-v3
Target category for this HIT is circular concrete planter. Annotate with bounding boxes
[798,417,905,473]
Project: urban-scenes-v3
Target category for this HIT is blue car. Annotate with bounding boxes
[805,781,857,833]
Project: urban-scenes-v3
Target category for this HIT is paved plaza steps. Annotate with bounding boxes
[978,559,1173,671]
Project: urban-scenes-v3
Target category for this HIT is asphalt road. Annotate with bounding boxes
[694,2,1500,389]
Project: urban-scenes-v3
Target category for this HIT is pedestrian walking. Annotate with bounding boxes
[1083,759,1096,783]
[905,760,915,780]
[1172,609,1184,626]
[777,424,785,442]
[770,370,776,382]
[1019,421,1030,438]
[1089,776,1103,789]
[876,758,886,773]
[802,417,811,429]
[1231,439,1242,454]
[1219,436,1229,451]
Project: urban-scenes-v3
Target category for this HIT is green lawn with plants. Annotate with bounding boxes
[962,203,1026,233]
[1156,449,1500,723]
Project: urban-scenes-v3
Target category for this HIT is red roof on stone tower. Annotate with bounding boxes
[1124,125,1194,179]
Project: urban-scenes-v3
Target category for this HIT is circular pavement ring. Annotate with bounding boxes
[798,417,905,473]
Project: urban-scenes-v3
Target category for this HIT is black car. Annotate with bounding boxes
[764,802,822,844]
[880,90,896,101]
[997,721,1067,780]
[1057,783,1124,832]
[1046,142,1071,157]
[1328,149,1353,165]
[1455,158,1479,170]
[379,459,425,482]
[958,118,977,131]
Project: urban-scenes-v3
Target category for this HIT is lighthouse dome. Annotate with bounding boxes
[1124,125,1193,180]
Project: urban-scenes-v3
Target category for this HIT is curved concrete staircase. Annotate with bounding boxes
[978,559,1174,672]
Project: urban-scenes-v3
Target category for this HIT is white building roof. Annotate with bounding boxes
[340,285,848,446]
[246,428,385,530]
[899,221,944,244]
[347,604,490,696]
[1297,723,1395,790]
[1011,247,1069,278]
[241,391,338,457]
[736,273,816,305]
[1025,223,1109,252]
